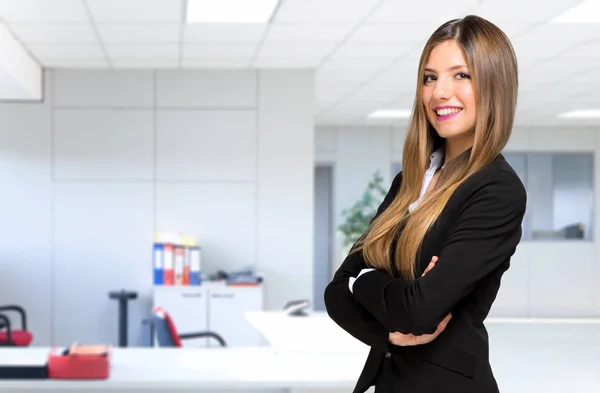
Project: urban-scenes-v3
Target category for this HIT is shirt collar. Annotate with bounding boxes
[428,146,445,170]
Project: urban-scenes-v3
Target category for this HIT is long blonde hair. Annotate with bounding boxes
[354,15,519,279]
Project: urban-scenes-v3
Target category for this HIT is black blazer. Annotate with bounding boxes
[324,155,527,393]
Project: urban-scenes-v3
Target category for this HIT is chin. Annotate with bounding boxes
[435,129,466,140]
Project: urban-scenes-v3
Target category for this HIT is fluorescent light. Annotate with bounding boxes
[186,0,280,23]
[368,109,412,119]
[550,1,600,24]
[558,109,600,119]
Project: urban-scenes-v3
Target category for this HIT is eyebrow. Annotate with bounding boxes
[423,65,468,73]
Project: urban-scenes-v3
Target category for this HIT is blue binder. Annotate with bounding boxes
[153,243,164,285]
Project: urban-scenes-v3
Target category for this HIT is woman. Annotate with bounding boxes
[323,15,526,393]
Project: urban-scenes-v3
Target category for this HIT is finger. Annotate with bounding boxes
[437,313,453,332]
[421,256,439,277]
[421,264,433,277]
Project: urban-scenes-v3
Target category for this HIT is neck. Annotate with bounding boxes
[443,133,474,166]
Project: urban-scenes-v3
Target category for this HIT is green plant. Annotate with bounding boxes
[338,170,388,248]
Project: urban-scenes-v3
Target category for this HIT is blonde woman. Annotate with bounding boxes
[324,15,526,393]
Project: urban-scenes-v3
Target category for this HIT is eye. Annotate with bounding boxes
[456,72,471,79]
[423,74,436,84]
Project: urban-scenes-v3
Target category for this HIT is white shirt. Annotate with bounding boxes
[348,147,445,293]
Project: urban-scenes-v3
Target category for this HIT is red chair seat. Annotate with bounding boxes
[0,330,33,346]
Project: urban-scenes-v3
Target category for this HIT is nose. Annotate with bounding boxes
[432,75,452,101]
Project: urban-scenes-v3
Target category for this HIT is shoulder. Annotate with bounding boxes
[458,155,527,213]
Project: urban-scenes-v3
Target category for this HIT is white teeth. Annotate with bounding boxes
[436,108,462,116]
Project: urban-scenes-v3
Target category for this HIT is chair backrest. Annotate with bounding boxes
[151,306,182,347]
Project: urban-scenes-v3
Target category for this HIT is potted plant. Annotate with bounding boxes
[338,170,388,250]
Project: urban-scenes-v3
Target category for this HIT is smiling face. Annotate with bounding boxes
[421,40,477,145]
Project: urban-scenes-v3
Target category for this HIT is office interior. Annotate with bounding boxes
[0,0,599,392]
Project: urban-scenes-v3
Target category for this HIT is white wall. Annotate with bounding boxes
[0,69,314,346]
[317,125,600,318]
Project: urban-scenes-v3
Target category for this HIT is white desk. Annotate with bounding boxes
[0,347,367,393]
[244,311,369,353]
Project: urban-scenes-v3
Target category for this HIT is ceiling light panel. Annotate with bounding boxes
[550,0,600,23]
[559,109,600,118]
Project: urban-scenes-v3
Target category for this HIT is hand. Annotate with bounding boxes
[388,313,452,347]
[422,255,439,277]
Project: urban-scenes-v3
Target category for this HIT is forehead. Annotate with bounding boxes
[424,40,468,70]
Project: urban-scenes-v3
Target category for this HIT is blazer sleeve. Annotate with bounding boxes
[323,172,402,352]
[351,173,527,335]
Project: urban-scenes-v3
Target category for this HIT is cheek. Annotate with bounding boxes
[457,85,476,108]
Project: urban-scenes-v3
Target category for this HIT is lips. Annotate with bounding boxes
[433,106,463,120]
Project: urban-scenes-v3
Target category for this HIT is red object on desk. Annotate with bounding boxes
[47,345,111,380]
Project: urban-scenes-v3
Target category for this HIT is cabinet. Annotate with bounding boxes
[152,283,264,348]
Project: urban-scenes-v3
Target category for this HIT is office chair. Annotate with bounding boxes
[151,306,226,348]
[0,305,33,346]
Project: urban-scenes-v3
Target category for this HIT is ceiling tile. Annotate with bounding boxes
[469,0,585,22]
[42,58,110,69]
[0,0,88,22]
[330,43,414,60]
[367,0,479,23]
[347,23,441,44]
[320,57,394,72]
[9,24,97,44]
[316,69,377,86]
[252,57,322,68]
[257,42,337,59]
[111,58,179,68]
[562,42,600,59]
[515,23,600,43]
[28,44,105,59]
[97,24,181,43]
[265,23,355,42]
[182,58,250,68]
[274,0,380,23]
[105,44,179,59]
[183,43,257,58]
[183,24,266,43]
[86,0,183,23]
[512,41,577,60]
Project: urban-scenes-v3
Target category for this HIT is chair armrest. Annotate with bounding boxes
[0,314,13,345]
[0,305,26,330]
[179,331,227,347]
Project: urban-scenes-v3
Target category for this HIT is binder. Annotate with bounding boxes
[183,247,191,286]
[153,243,164,285]
[189,246,201,286]
[174,247,184,286]
[163,244,174,285]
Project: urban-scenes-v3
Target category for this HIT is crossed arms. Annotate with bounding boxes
[323,171,526,350]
